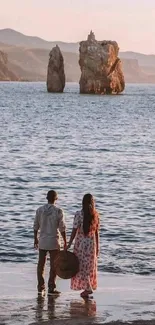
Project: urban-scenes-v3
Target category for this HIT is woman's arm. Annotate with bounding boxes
[67,228,77,250]
[95,230,99,257]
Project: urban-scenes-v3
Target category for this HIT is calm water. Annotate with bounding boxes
[0,82,155,275]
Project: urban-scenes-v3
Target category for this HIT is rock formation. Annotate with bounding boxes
[79,31,125,94]
[0,51,18,81]
[47,45,65,92]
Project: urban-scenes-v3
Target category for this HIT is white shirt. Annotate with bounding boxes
[34,203,66,250]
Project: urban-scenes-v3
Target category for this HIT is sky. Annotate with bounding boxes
[0,0,155,53]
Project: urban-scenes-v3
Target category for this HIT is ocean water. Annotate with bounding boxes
[0,82,155,275]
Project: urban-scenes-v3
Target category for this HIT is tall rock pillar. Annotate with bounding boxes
[47,45,65,93]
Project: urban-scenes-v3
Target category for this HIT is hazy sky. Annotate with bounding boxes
[1,0,155,53]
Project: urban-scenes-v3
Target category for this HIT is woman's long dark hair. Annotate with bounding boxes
[82,193,96,235]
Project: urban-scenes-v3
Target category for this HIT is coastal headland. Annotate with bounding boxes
[1,29,155,83]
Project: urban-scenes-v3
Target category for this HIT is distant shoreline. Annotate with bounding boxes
[1,80,155,84]
[1,28,155,84]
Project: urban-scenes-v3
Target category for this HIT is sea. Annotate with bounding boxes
[0,82,155,276]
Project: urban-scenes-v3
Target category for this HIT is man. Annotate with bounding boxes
[34,190,67,295]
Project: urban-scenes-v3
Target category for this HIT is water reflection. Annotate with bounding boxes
[35,294,59,321]
[48,295,59,319]
[35,295,45,321]
[70,298,96,318]
[35,294,96,321]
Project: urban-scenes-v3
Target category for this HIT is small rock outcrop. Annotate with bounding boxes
[47,45,65,92]
[0,51,18,81]
[79,31,125,94]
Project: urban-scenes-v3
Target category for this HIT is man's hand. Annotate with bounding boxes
[34,238,38,249]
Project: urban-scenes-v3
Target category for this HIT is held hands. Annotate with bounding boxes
[65,243,71,251]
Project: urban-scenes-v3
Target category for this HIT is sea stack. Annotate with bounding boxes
[47,45,65,93]
[79,31,125,94]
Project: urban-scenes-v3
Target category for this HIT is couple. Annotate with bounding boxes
[34,190,99,298]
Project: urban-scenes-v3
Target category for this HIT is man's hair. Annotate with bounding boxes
[46,190,58,202]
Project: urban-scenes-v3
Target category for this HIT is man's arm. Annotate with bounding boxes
[34,230,38,249]
[58,209,67,249]
[61,231,67,250]
[34,210,40,249]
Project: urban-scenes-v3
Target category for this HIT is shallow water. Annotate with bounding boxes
[1,264,155,325]
[0,82,155,275]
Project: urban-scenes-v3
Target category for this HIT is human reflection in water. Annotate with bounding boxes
[35,294,45,322]
[35,294,59,322]
[48,295,59,320]
[70,298,96,318]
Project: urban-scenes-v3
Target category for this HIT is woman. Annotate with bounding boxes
[67,193,99,298]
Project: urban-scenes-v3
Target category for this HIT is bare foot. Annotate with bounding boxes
[80,290,93,298]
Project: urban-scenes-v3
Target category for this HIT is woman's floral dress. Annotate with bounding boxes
[71,210,99,291]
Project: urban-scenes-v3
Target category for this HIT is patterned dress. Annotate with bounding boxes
[71,210,99,291]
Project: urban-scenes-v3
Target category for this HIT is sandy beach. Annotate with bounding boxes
[0,263,155,325]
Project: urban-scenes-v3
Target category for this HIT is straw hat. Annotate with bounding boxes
[54,251,79,279]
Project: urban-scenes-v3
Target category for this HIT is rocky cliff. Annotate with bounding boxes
[0,50,18,81]
[1,41,155,83]
[121,58,155,83]
[47,45,65,92]
[79,31,125,94]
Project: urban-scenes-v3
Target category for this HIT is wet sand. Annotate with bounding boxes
[0,263,155,325]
